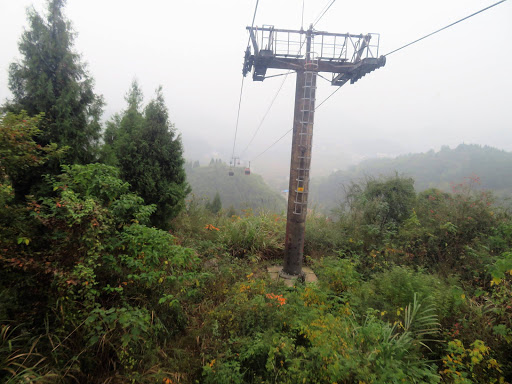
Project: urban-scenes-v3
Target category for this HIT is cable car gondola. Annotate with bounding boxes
[244,162,251,176]
[228,157,241,176]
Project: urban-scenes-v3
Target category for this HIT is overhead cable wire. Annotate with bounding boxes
[251,127,294,161]
[317,73,332,83]
[251,79,340,161]
[252,79,338,160]
[315,86,341,110]
[313,0,336,27]
[263,72,293,79]
[384,0,508,56]
[312,0,333,25]
[252,77,339,159]
[240,72,291,156]
[249,31,324,162]
[244,0,260,49]
[315,0,508,112]
[301,0,305,30]
[230,0,260,162]
[230,77,246,162]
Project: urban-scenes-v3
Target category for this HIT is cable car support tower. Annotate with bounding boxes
[243,24,385,278]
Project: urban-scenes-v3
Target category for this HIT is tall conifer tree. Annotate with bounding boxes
[4,0,103,165]
[104,81,189,228]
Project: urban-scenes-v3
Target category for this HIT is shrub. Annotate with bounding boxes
[219,211,285,260]
[340,175,416,250]
[1,163,203,380]
[351,266,465,325]
[441,339,506,384]
[313,256,360,296]
[409,185,499,275]
[304,213,349,256]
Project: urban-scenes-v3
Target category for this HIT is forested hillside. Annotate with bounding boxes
[185,162,286,213]
[310,144,512,212]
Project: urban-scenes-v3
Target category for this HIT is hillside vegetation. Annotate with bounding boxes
[311,144,512,212]
[185,162,286,213]
[2,146,512,382]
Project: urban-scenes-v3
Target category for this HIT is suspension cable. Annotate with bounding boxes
[240,72,292,156]
[263,72,293,79]
[384,0,507,56]
[316,73,332,83]
[312,0,336,28]
[251,127,294,161]
[301,0,305,30]
[315,0,508,111]
[250,77,338,161]
[315,86,341,110]
[251,78,336,160]
[230,0,260,162]
[230,77,246,162]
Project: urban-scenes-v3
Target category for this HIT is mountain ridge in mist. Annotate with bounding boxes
[309,143,512,212]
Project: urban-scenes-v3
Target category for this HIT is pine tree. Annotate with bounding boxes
[209,192,222,214]
[104,81,189,228]
[4,0,104,165]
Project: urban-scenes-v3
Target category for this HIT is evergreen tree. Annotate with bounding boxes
[104,81,189,228]
[206,192,222,214]
[4,0,104,165]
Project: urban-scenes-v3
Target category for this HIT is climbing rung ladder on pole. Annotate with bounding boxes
[294,56,318,215]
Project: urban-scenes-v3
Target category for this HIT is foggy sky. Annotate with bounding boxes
[1,0,511,181]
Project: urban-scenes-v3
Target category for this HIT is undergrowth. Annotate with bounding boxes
[1,121,511,382]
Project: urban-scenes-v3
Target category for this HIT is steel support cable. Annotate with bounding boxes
[230,76,246,162]
[249,45,321,161]
[315,0,509,112]
[384,0,508,56]
[246,0,260,47]
[317,72,332,83]
[301,0,305,30]
[230,0,260,162]
[251,79,341,162]
[251,127,294,161]
[251,78,338,161]
[312,0,336,27]
[240,72,291,156]
[316,86,341,110]
[263,72,293,79]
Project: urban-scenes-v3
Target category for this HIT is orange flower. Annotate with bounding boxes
[205,224,220,231]
[266,293,286,306]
